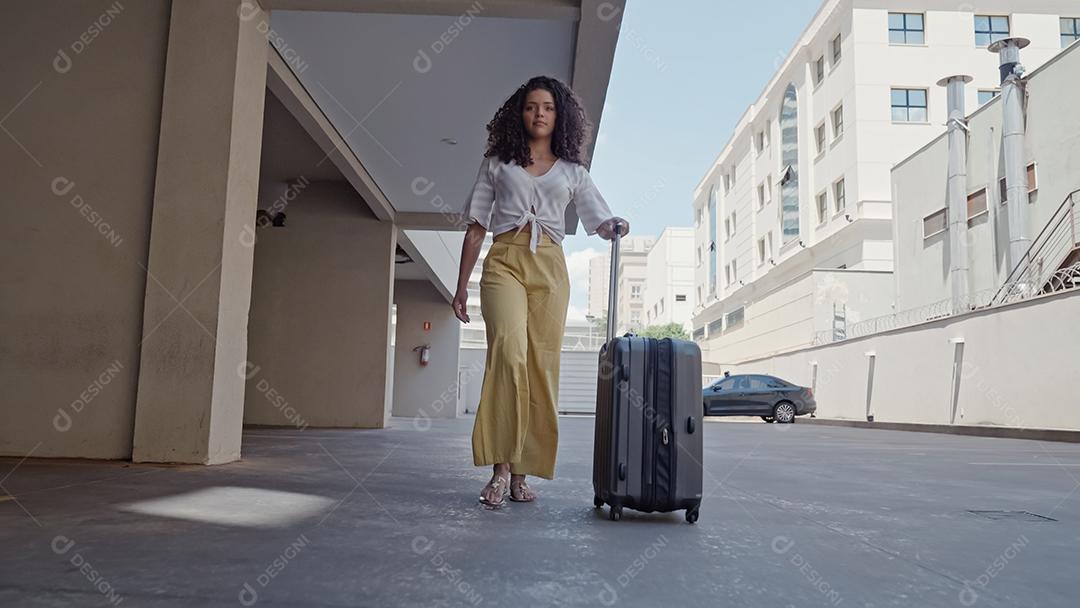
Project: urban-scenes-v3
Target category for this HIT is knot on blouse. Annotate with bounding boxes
[511,209,543,253]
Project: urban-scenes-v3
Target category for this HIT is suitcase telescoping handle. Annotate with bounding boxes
[605,220,623,343]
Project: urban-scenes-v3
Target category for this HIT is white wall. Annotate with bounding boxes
[644,227,694,331]
[893,41,1080,311]
[738,289,1080,430]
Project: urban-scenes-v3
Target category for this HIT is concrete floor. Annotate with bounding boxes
[2,416,1079,607]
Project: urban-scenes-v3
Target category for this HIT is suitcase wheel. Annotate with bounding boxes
[685,506,700,524]
[593,495,604,509]
[609,505,623,521]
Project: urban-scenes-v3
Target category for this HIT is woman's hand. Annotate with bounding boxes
[597,217,630,241]
[452,288,470,323]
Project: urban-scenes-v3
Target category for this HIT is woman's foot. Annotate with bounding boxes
[479,464,510,507]
[509,474,537,502]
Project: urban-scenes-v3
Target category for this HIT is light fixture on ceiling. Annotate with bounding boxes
[440,138,458,145]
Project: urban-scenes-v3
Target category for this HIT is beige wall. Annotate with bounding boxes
[739,289,1080,430]
[244,182,396,429]
[391,280,462,420]
[0,1,171,458]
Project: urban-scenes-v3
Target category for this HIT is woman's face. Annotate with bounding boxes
[522,88,557,141]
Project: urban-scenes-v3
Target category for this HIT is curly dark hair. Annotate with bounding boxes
[482,75,593,168]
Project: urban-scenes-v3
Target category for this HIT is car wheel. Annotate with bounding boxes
[773,401,796,424]
[760,416,775,423]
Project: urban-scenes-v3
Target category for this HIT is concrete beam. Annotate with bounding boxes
[132,0,270,464]
[266,47,397,222]
[260,0,580,20]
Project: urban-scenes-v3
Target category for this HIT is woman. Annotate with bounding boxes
[452,76,629,508]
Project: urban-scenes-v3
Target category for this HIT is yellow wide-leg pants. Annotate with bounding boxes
[471,228,570,479]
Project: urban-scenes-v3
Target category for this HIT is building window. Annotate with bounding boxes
[723,173,731,193]
[1064,18,1080,48]
[675,294,686,302]
[975,15,1009,47]
[757,237,767,266]
[967,188,988,221]
[779,84,800,244]
[707,318,722,336]
[813,56,825,86]
[693,326,705,341]
[724,264,731,286]
[978,89,1000,105]
[831,34,842,64]
[889,12,925,45]
[708,186,717,295]
[724,216,732,241]
[834,179,846,214]
[998,163,1040,204]
[891,88,928,123]
[831,105,844,139]
[815,123,827,156]
[732,259,738,283]
[631,284,641,299]
[755,130,765,155]
[923,208,947,238]
[816,191,829,224]
[725,307,745,331]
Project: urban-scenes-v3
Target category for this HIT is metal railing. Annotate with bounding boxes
[813,190,1080,347]
[992,189,1080,305]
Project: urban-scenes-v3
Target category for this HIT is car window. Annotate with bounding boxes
[715,378,736,390]
[757,375,788,389]
[746,377,768,390]
[733,376,751,390]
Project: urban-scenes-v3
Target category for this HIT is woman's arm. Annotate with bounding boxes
[453,222,487,323]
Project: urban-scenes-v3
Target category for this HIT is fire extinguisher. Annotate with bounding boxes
[412,344,431,366]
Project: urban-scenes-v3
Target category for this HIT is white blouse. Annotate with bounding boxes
[462,155,614,253]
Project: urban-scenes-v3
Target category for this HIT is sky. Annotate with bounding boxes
[559,0,823,321]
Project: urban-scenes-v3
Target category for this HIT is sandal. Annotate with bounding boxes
[479,472,510,508]
[509,477,537,503]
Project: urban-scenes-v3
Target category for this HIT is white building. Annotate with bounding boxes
[692,0,1077,364]
[892,38,1080,315]
[643,227,695,333]
[586,251,611,320]
[615,235,655,334]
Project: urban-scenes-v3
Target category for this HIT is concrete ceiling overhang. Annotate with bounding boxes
[258,0,624,300]
[260,0,623,232]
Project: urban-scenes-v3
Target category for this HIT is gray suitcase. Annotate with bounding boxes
[592,222,704,523]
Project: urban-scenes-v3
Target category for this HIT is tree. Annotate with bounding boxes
[638,323,690,340]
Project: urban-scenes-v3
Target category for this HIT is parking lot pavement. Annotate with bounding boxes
[1,415,1077,607]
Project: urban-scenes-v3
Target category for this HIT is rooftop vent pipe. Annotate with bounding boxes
[936,74,973,309]
[988,37,1031,274]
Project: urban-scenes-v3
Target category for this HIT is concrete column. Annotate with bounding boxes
[132,0,269,463]
[244,183,397,429]
[392,281,463,421]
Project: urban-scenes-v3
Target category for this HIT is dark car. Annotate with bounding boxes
[703,374,816,423]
